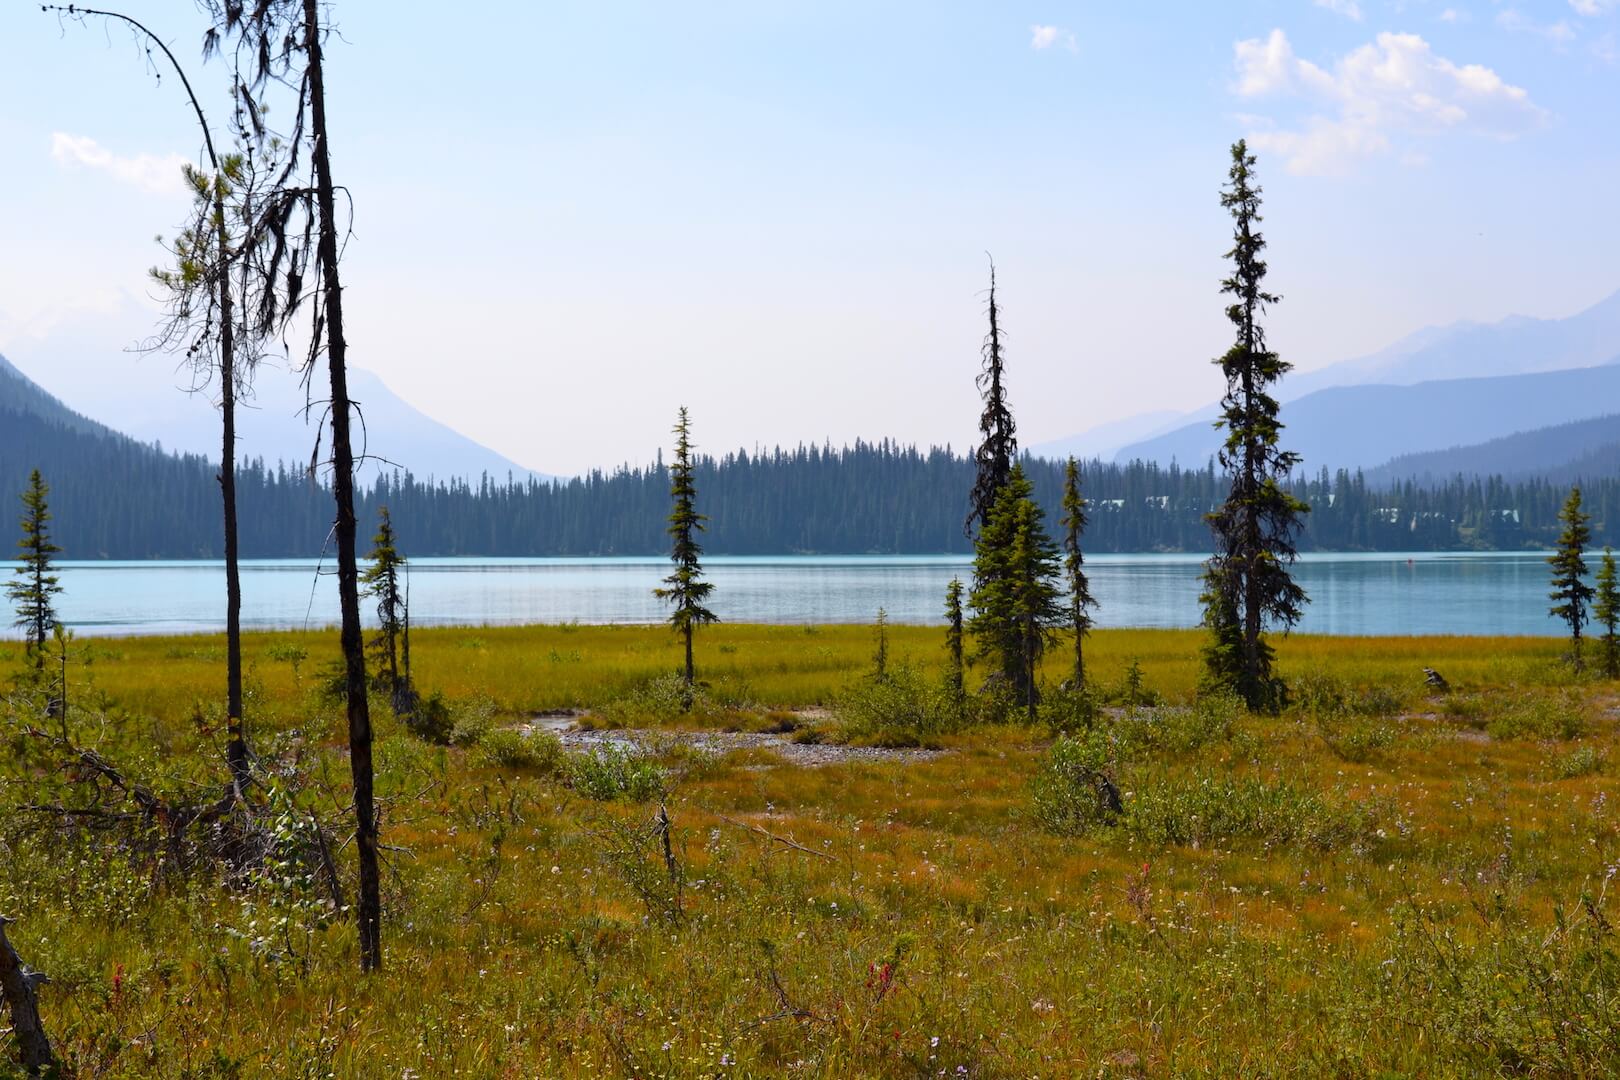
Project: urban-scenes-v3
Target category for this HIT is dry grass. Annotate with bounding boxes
[1,624,1616,1077]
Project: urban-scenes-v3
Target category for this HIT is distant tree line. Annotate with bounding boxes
[9,407,1620,560]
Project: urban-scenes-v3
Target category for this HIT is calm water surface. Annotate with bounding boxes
[40,551,1568,637]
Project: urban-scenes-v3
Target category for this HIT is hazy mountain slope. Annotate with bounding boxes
[1039,287,1620,459]
[1365,414,1620,486]
[1117,364,1620,472]
[0,354,111,438]
[1027,410,1185,461]
[1282,288,1620,401]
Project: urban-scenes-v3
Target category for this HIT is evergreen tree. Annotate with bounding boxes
[969,464,1065,720]
[1060,457,1097,690]
[1593,546,1620,679]
[8,470,62,682]
[1201,140,1309,711]
[966,258,1016,537]
[360,505,410,711]
[1549,485,1594,669]
[654,408,718,692]
[943,578,966,703]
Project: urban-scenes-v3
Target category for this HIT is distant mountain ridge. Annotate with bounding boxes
[1365,414,1620,486]
[1118,363,1620,474]
[1034,286,1620,468]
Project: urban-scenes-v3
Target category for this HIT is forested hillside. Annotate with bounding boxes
[5,419,1620,557]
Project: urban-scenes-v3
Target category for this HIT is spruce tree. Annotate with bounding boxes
[1593,546,1620,679]
[969,464,1064,720]
[1549,486,1594,669]
[8,470,62,683]
[966,258,1016,537]
[943,578,966,704]
[654,407,718,693]
[361,505,410,711]
[1060,457,1097,690]
[1201,140,1309,712]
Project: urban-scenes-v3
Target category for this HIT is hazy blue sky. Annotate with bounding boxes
[3,1,1618,474]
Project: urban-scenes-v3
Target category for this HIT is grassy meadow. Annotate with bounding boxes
[3,622,1619,1077]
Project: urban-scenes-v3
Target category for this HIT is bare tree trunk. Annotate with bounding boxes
[0,916,55,1076]
[684,624,694,685]
[219,192,249,795]
[304,0,381,973]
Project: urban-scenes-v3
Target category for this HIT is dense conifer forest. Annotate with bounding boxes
[3,411,1616,558]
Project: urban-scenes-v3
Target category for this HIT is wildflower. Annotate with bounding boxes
[930,1036,940,1048]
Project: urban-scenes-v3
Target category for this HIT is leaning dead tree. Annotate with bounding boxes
[47,3,256,795]
[197,0,383,972]
[0,916,55,1076]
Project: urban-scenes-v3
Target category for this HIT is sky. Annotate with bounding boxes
[2,0,1618,475]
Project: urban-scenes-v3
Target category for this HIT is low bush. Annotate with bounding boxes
[1294,671,1409,718]
[1126,773,1380,852]
[567,744,665,802]
[832,665,966,746]
[1486,692,1586,740]
[478,728,564,772]
[1549,744,1605,779]
[1031,732,1121,835]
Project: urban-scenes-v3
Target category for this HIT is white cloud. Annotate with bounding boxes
[1438,8,1469,24]
[1232,29,1545,174]
[1029,24,1077,52]
[49,133,189,196]
[1314,0,1364,21]
[1571,0,1619,16]
[1497,9,1577,43]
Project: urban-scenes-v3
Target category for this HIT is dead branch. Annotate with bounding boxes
[716,814,837,861]
[0,916,55,1075]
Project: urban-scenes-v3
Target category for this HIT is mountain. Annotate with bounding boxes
[1026,410,1184,462]
[1035,287,1620,464]
[1365,414,1620,487]
[1,298,553,482]
[1281,288,1620,401]
[0,354,108,438]
[1117,363,1620,473]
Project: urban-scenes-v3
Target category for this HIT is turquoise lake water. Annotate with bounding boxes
[35,551,1574,637]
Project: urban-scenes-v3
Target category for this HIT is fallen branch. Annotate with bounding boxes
[0,916,55,1076]
[716,814,837,861]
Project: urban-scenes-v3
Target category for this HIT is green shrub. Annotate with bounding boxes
[596,673,723,726]
[1107,657,1161,707]
[1295,672,1409,718]
[1126,774,1379,851]
[1486,692,1586,740]
[448,693,501,746]
[1031,732,1121,835]
[568,744,665,802]
[406,690,455,744]
[1385,893,1620,1075]
[1038,683,1098,736]
[1550,745,1605,779]
[479,728,564,772]
[832,665,964,746]
[1109,695,1240,761]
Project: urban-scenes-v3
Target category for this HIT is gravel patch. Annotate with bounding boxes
[520,711,944,768]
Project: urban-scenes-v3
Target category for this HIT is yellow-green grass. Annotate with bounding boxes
[0,624,1615,1077]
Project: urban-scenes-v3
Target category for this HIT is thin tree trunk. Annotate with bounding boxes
[304,0,381,973]
[684,624,694,685]
[0,916,55,1076]
[219,190,249,795]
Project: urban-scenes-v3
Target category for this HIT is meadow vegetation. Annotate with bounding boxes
[3,623,1620,1076]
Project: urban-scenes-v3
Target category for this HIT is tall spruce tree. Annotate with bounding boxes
[1593,546,1620,679]
[1549,485,1594,669]
[966,258,1016,537]
[1060,457,1097,690]
[361,505,409,711]
[1201,140,1309,712]
[969,464,1065,720]
[8,470,62,680]
[944,578,966,704]
[654,408,718,692]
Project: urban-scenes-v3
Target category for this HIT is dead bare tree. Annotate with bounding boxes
[45,4,255,795]
[0,916,55,1076]
[196,0,382,972]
